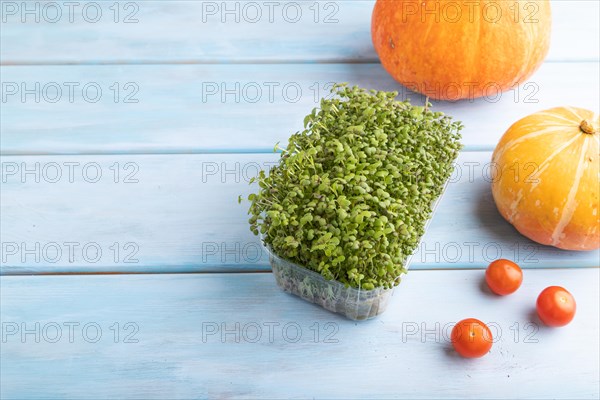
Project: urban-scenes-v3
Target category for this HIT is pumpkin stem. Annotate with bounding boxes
[580,120,596,134]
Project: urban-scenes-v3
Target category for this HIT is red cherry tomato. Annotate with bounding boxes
[485,259,523,295]
[451,318,493,358]
[536,286,576,327]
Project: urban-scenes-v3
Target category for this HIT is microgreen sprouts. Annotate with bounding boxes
[245,84,463,289]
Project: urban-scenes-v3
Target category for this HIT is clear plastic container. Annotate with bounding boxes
[268,249,397,320]
[264,178,448,320]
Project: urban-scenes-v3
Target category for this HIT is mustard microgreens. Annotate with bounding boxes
[246,84,462,289]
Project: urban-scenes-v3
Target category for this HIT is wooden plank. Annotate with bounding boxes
[2,62,598,155]
[1,1,598,64]
[1,269,598,399]
[2,152,598,274]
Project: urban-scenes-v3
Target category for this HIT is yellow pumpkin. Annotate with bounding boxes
[491,107,599,251]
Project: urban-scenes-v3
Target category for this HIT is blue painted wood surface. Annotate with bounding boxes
[1,62,599,154]
[1,269,599,399]
[1,0,599,398]
[1,0,598,63]
[1,152,598,274]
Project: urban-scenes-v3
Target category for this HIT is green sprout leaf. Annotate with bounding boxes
[243,84,463,289]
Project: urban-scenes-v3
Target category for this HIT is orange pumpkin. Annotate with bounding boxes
[491,107,599,251]
[371,0,552,100]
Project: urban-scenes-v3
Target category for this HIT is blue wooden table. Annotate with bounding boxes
[1,1,599,398]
